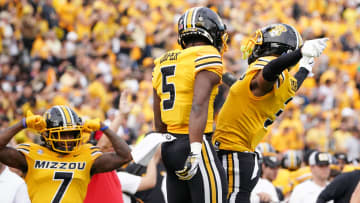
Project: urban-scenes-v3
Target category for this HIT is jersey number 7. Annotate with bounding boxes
[52,171,74,203]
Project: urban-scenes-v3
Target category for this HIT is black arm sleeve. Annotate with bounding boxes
[262,49,302,81]
[294,67,309,91]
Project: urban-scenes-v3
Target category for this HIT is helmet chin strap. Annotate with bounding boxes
[220,33,228,58]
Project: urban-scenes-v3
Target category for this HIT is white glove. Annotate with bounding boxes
[299,56,315,74]
[175,142,202,180]
[301,38,328,57]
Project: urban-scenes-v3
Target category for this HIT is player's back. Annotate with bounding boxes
[213,56,298,152]
[152,45,223,134]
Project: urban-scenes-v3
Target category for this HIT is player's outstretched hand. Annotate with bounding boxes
[301,38,328,57]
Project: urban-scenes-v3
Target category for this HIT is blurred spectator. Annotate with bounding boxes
[40,0,58,29]
[345,127,360,161]
[20,5,37,53]
[340,32,357,52]
[290,151,331,203]
[334,153,348,172]
[251,153,281,203]
[292,0,303,21]
[0,162,31,203]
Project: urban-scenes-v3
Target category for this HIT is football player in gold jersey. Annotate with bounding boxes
[0,105,132,203]
[212,23,328,203]
[152,7,228,203]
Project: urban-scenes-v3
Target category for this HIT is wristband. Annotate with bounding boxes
[100,126,109,131]
[190,142,202,155]
[22,118,27,128]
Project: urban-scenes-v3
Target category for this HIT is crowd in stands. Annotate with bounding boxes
[0,0,360,202]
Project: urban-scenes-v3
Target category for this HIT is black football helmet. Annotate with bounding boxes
[281,150,302,170]
[256,142,276,155]
[242,23,303,64]
[177,7,228,53]
[41,105,83,153]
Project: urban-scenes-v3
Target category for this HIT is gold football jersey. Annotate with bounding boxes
[152,45,223,134]
[213,56,298,152]
[273,168,292,195]
[17,143,102,203]
[291,166,311,188]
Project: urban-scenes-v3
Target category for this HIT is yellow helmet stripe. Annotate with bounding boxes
[64,106,75,126]
[191,7,200,28]
[290,151,295,168]
[186,8,195,28]
[60,106,72,126]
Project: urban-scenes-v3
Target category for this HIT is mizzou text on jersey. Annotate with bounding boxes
[17,143,102,203]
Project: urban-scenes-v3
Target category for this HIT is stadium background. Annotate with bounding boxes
[0,0,359,191]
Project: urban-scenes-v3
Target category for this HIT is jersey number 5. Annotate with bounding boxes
[161,65,176,110]
[52,171,74,203]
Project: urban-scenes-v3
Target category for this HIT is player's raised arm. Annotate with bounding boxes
[88,119,132,175]
[252,38,328,96]
[239,24,328,97]
[0,111,45,173]
[253,48,303,96]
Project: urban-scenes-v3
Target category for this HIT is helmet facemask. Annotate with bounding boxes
[41,125,83,153]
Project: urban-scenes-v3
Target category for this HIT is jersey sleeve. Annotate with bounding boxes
[152,58,161,94]
[247,56,277,73]
[193,46,223,78]
[88,145,103,161]
[16,143,32,157]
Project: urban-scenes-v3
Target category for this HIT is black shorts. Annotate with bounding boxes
[162,134,228,203]
[217,150,261,203]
